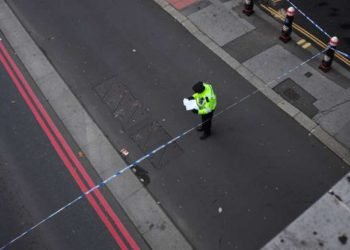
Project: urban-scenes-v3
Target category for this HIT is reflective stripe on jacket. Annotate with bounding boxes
[192,83,217,115]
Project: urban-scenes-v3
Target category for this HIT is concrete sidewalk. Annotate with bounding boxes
[160,0,350,248]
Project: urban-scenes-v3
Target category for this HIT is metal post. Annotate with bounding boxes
[242,0,254,16]
[279,7,295,43]
[319,36,338,73]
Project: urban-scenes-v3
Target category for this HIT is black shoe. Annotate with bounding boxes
[196,126,204,132]
[200,133,210,140]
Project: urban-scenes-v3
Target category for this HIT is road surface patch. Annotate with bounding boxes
[188,4,255,46]
[167,0,198,10]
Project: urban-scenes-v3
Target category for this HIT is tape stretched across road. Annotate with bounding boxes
[0,32,325,249]
[334,49,350,60]
[285,0,331,38]
[260,4,350,66]
[284,0,350,60]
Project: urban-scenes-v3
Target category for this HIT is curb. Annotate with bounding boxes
[0,0,192,249]
[152,0,350,167]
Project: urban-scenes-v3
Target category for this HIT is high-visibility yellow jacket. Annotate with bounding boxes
[192,83,217,115]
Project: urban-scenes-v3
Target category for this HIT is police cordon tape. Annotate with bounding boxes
[260,3,350,67]
[334,49,350,60]
[216,49,325,116]
[284,0,331,38]
[284,0,350,60]
[0,49,325,250]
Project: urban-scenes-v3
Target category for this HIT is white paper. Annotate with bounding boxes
[183,98,198,111]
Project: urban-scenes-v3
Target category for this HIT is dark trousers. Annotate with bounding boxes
[201,111,214,135]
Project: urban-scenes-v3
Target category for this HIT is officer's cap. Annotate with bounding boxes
[192,81,205,93]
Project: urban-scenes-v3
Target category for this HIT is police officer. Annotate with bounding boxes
[189,81,217,140]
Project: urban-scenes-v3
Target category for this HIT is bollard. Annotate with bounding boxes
[242,0,254,16]
[279,7,295,43]
[319,36,338,72]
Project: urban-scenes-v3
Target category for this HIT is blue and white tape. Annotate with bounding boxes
[0,127,194,250]
[285,0,350,60]
[217,49,325,116]
[334,48,350,60]
[285,0,331,38]
[0,50,325,250]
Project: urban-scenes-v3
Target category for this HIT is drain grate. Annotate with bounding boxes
[283,88,300,101]
[273,78,318,118]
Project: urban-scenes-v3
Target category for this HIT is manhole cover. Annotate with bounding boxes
[273,78,318,117]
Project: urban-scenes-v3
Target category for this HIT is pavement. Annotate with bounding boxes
[1,0,350,249]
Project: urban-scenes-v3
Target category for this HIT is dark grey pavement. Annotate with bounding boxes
[0,38,148,249]
[5,0,349,249]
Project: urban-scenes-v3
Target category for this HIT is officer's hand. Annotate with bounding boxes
[191,109,198,114]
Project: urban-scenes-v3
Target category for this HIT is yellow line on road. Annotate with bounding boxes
[297,39,306,45]
[302,42,311,49]
[260,4,350,67]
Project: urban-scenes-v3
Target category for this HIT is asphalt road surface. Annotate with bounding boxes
[5,0,349,249]
[0,38,147,249]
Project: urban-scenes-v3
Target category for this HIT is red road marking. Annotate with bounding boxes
[0,40,140,250]
[167,0,198,10]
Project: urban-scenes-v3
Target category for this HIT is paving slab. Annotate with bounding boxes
[243,44,350,149]
[315,98,350,138]
[294,112,317,131]
[336,122,350,153]
[332,174,350,206]
[188,4,254,46]
[262,174,350,250]
[243,45,344,103]
[243,44,305,87]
